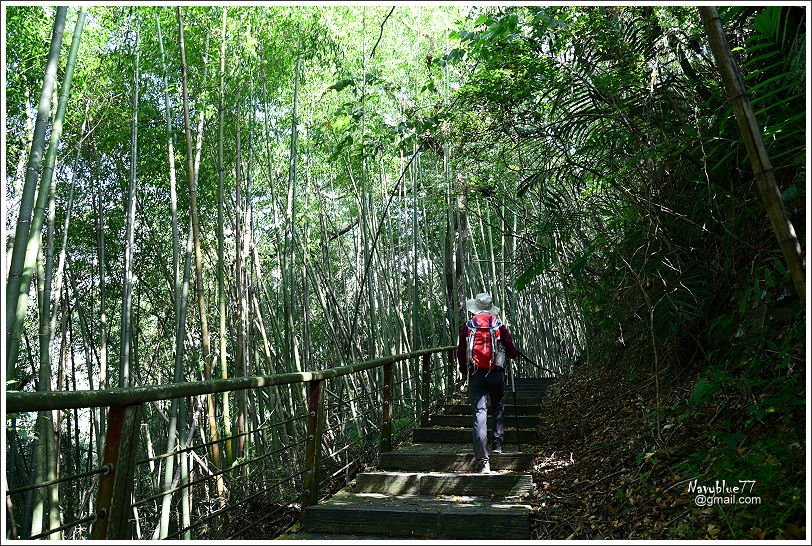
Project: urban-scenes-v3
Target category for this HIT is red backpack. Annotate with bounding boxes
[466,313,505,369]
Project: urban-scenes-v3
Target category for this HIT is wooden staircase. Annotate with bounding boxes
[279,377,554,540]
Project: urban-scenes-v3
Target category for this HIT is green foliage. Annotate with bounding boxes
[442,7,805,538]
[689,378,718,406]
[446,3,804,372]
[4,4,804,539]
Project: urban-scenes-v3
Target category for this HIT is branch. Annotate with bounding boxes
[349,151,419,338]
[370,7,396,59]
[328,219,359,241]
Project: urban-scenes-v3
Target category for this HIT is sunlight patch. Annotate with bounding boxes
[534,451,575,473]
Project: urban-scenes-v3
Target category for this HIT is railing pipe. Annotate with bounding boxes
[5,464,112,496]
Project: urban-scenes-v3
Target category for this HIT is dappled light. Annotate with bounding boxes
[4,3,805,542]
[534,451,577,473]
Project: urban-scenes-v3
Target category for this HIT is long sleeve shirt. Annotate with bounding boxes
[457,316,519,374]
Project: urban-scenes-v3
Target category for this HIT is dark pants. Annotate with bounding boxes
[468,367,505,465]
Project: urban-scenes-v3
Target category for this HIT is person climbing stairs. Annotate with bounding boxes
[279,377,553,540]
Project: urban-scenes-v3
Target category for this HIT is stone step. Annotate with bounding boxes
[429,414,539,428]
[303,491,531,539]
[378,443,533,472]
[354,471,533,497]
[413,427,537,444]
[443,403,539,415]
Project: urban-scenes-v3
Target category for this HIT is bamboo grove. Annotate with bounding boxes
[3,4,806,541]
[4,5,579,539]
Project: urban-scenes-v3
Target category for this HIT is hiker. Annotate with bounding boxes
[457,292,519,473]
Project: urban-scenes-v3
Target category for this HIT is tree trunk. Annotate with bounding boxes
[234,89,246,461]
[176,6,225,507]
[284,53,302,373]
[7,87,34,266]
[411,147,420,351]
[698,6,805,302]
[94,172,108,461]
[120,18,140,388]
[6,7,68,383]
[454,174,468,327]
[175,220,195,539]
[30,252,51,538]
[36,92,87,546]
[155,10,187,537]
[216,6,234,468]
[29,11,87,537]
[46,105,87,390]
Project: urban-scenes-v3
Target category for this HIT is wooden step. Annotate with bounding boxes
[378,443,533,472]
[514,378,555,386]
[443,403,539,415]
[354,471,533,497]
[450,391,549,402]
[303,491,531,539]
[277,523,390,541]
[413,427,537,444]
[509,388,551,395]
[507,398,546,405]
[429,414,539,428]
[278,532,390,540]
[509,389,550,396]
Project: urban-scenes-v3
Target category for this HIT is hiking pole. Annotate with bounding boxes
[510,358,521,452]
[516,349,559,377]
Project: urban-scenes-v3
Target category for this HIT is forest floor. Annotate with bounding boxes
[252,356,805,541]
[527,360,806,541]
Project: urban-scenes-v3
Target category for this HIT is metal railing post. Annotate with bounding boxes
[92,404,143,540]
[301,380,325,508]
[381,361,393,452]
[447,348,455,394]
[420,354,431,427]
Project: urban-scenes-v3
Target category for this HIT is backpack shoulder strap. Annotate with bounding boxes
[465,320,476,366]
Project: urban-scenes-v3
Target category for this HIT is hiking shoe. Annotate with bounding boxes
[477,460,492,474]
[492,441,503,454]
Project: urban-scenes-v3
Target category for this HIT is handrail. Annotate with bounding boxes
[5,344,458,540]
[5,345,456,413]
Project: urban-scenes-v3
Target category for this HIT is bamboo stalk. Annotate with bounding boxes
[216,6,234,468]
[155,9,184,538]
[699,6,805,302]
[176,5,225,508]
[6,7,68,380]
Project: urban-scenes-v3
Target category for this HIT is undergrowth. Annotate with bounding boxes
[529,294,805,540]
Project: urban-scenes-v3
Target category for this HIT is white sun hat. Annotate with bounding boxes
[466,292,500,316]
